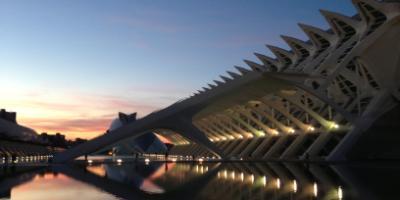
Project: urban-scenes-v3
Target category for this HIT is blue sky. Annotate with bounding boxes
[0,0,356,138]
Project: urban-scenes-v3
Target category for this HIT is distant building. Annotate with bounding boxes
[106,112,170,155]
[0,109,16,123]
[0,109,39,142]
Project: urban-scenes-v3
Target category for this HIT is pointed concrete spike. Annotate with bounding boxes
[220,75,232,82]
[281,35,313,51]
[208,83,217,88]
[266,45,294,67]
[214,80,224,86]
[254,53,279,71]
[319,9,360,25]
[319,9,360,34]
[280,35,313,59]
[266,45,293,56]
[298,23,334,39]
[234,66,251,74]
[244,59,264,72]
[202,87,210,91]
[298,22,335,46]
[254,53,274,62]
[352,0,386,16]
[227,71,241,79]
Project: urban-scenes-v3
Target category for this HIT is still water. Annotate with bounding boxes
[1,159,399,200]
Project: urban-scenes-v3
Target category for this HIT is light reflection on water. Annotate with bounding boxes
[1,160,400,200]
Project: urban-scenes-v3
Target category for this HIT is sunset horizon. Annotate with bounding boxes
[2,1,400,200]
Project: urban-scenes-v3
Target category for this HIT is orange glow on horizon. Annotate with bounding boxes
[0,89,162,140]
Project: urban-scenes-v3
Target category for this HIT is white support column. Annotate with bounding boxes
[263,135,291,159]
[210,116,243,139]
[225,112,259,138]
[197,120,229,140]
[216,115,249,139]
[248,102,296,134]
[278,93,340,131]
[251,136,273,158]
[229,139,251,157]
[234,106,276,136]
[239,138,263,158]
[260,100,314,132]
[301,132,332,159]
[195,122,222,141]
[280,134,308,159]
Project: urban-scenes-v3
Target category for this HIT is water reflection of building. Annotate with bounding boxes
[0,166,44,199]
[62,162,355,199]
[2,161,400,199]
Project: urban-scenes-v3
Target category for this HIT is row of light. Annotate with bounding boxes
[214,169,343,199]
[88,156,203,165]
[0,155,52,164]
[208,123,326,142]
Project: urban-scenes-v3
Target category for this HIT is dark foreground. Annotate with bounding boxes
[1,158,399,200]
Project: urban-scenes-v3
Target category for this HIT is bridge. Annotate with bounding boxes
[54,0,400,163]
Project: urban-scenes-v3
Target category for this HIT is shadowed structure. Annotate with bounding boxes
[55,0,400,163]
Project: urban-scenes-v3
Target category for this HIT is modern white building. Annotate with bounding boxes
[55,0,400,163]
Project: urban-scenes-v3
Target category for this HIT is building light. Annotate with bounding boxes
[198,158,204,163]
[338,186,343,199]
[271,129,279,135]
[257,130,265,137]
[231,171,235,179]
[210,138,214,142]
[237,135,244,139]
[250,174,254,184]
[240,172,244,182]
[247,134,254,138]
[87,159,93,164]
[313,182,318,197]
[116,159,123,163]
[293,180,297,193]
[307,125,315,132]
[329,122,339,129]
[228,135,235,140]
[276,178,281,189]
[145,158,150,165]
[287,128,295,134]
[262,176,267,187]
[171,158,177,162]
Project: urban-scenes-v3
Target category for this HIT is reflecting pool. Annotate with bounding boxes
[1,160,400,199]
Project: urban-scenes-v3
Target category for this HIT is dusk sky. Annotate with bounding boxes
[0,1,355,139]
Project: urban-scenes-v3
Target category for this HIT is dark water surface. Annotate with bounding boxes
[1,159,399,200]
